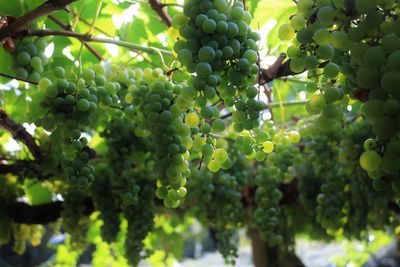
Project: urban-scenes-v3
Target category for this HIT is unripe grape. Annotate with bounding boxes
[17,51,31,65]
[203,19,217,33]
[324,63,340,79]
[198,46,216,63]
[185,112,200,127]
[208,160,221,172]
[262,141,274,153]
[359,150,381,172]
[77,99,90,111]
[279,24,295,40]
[290,14,306,30]
[212,119,225,133]
[313,29,331,46]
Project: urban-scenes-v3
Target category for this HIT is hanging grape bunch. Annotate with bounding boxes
[34,66,108,190]
[172,0,265,132]
[279,0,400,182]
[12,38,49,81]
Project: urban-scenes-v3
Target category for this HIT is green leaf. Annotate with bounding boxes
[25,183,53,205]
[0,1,21,16]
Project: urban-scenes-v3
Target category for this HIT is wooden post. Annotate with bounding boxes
[249,228,305,267]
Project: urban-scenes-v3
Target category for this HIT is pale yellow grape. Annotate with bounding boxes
[262,141,274,153]
[125,93,133,103]
[213,148,228,163]
[288,131,301,143]
[185,112,200,127]
[359,151,381,172]
[279,24,295,40]
[208,160,221,172]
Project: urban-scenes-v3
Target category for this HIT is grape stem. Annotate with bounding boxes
[48,15,104,61]
[0,71,38,85]
[149,0,172,27]
[22,29,174,56]
[219,100,307,119]
[259,54,329,84]
[0,0,78,41]
[0,110,42,161]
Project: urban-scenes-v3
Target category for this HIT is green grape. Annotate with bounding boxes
[262,141,274,153]
[227,22,239,38]
[297,29,313,44]
[203,19,217,33]
[359,150,381,172]
[315,115,334,131]
[30,57,42,69]
[279,24,295,40]
[383,98,400,116]
[290,14,306,30]
[15,67,28,79]
[17,51,31,65]
[77,99,90,112]
[316,45,334,60]
[213,148,228,163]
[243,50,258,63]
[313,28,331,46]
[330,31,350,50]
[185,112,200,127]
[317,6,335,26]
[355,0,377,14]
[308,94,326,112]
[212,119,225,133]
[356,67,379,89]
[382,34,400,53]
[364,138,377,150]
[208,160,221,172]
[324,63,340,78]
[195,62,212,77]
[54,66,66,78]
[363,46,385,67]
[172,13,188,29]
[381,71,400,94]
[290,57,306,73]
[198,46,216,63]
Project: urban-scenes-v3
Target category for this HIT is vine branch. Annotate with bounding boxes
[20,29,173,55]
[0,110,42,161]
[0,0,78,41]
[48,15,104,61]
[149,0,172,27]
[0,72,38,85]
[259,54,329,84]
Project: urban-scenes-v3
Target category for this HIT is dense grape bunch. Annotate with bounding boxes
[186,150,248,264]
[12,38,49,81]
[253,131,300,247]
[31,65,113,189]
[297,119,392,236]
[128,69,192,208]
[279,0,400,184]
[172,0,265,133]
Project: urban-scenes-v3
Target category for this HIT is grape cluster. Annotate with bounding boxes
[61,189,90,249]
[12,38,49,81]
[123,179,155,267]
[130,69,192,208]
[252,134,300,247]
[253,166,284,245]
[33,66,110,189]
[186,150,248,264]
[90,111,157,266]
[173,0,264,132]
[280,0,400,181]
[92,169,121,243]
[296,119,392,236]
